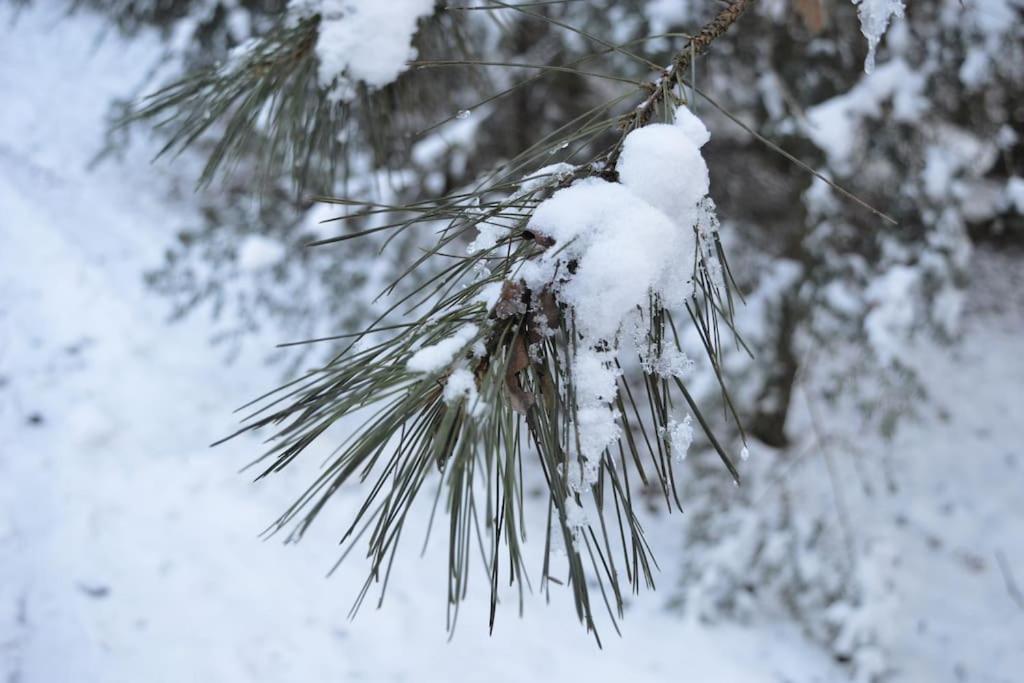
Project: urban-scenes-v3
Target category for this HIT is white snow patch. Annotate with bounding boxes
[865,265,918,365]
[442,366,486,418]
[805,58,926,173]
[472,281,504,311]
[1006,177,1024,214]
[662,415,695,462]
[407,324,479,373]
[467,222,506,255]
[236,234,287,271]
[291,0,435,101]
[563,496,588,548]
[572,349,620,405]
[645,0,692,33]
[516,162,575,196]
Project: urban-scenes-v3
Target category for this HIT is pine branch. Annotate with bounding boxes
[215,1,766,640]
[602,0,756,171]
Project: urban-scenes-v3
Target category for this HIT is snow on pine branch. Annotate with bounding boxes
[290,0,435,101]
[406,323,480,373]
[852,0,906,73]
[513,106,715,492]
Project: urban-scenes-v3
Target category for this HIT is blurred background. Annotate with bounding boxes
[1,0,1022,681]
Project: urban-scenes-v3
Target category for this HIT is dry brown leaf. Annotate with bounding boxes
[795,0,828,33]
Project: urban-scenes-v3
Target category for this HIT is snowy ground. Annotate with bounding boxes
[1,4,1021,682]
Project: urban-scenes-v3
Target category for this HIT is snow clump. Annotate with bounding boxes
[290,0,435,101]
[662,415,695,462]
[517,107,715,491]
[236,235,286,271]
[442,365,486,418]
[407,324,479,374]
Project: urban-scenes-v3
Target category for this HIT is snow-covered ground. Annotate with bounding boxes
[1,4,1020,682]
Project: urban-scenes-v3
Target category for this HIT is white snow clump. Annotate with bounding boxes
[517,106,714,491]
[442,366,486,418]
[291,0,435,101]
[407,324,479,374]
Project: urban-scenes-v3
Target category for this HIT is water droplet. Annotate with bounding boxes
[455,109,471,120]
[550,141,570,155]
[740,446,750,461]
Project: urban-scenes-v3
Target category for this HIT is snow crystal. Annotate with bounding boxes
[695,197,726,294]
[639,345,696,380]
[662,415,694,462]
[291,0,435,101]
[852,0,905,73]
[407,324,478,374]
[236,235,286,271]
[443,366,486,418]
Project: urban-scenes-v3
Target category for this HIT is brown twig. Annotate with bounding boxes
[601,0,756,171]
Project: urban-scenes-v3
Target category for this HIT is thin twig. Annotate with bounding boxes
[996,550,1024,611]
[687,82,899,226]
[602,0,756,170]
